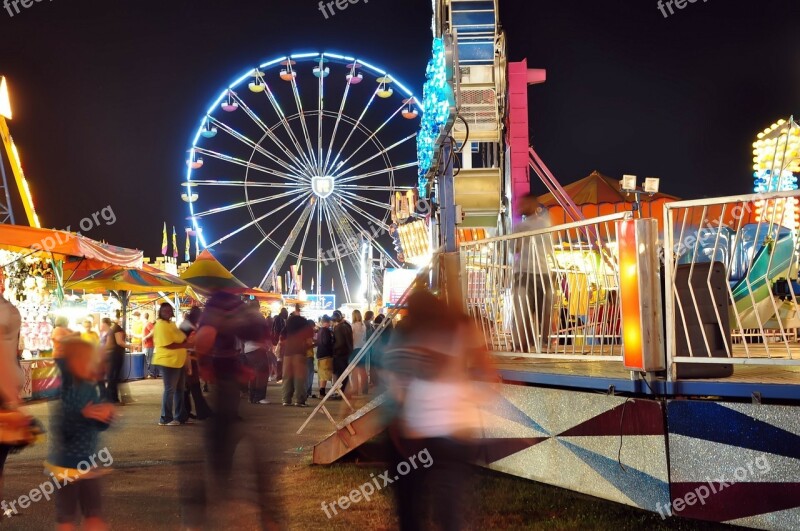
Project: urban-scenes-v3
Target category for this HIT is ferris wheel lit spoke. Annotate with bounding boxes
[287,64,320,172]
[260,199,315,288]
[332,103,406,177]
[193,147,309,184]
[327,199,400,271]
[316,199,322,297]
[321,200,352,302]
[187,180,301,189]
[333,193,392,231]
[337,162,418,184]
[317,57,325,171]
[324,89,379,176]
[327,202,372,270]
[208,116,308,178]
[247,74,318,173]
[322,62,356,174]
[292,199,317,270]
[334,133,417,179]
[193,189,301,219]
[334,206,401,271]
[231,195,314,272]
[337,184,406,192]
[206,192,312,247]
[337,190,393,211]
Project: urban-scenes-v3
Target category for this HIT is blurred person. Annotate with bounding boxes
[305,319,317,399]
[350,310,369,396]
[271,307,288,383]
[180,307,213,421]
[103,317,134,405]
[383,289,497,531]
[184,290,279,530]
[370,314,391,387]
[80,319,100,346]
[331,310,353,397]
[141,312,158,378]
[52,316,79,383]
[280,310,312,406]
[263,310,276,381]
[0,268,24,509]
[152,303,191,426]
[513,193,555,352]
[47,338,116,531]
[315,315,334,398]
[242,302,271,404]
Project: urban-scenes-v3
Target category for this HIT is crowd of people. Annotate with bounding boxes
[0,266,495,529]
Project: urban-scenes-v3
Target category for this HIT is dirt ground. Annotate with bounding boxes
[3,379,336,530]
[2,380,736,531]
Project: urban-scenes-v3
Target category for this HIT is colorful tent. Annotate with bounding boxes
[63,259,193,328]
[63,260,190,294]
[180,250,281,300]
[0,225,143,267]
[539,171,680,231]
[180,250,248,291]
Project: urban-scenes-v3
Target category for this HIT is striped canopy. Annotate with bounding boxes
[64,259,190,294]
[0,225,143,267]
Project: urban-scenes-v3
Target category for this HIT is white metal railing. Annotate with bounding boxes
[460,212,629,360]
[663,190,800,372]
[296,253,441,435]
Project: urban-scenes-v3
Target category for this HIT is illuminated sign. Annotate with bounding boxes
[305,294,336,312]
[383,268,418,307]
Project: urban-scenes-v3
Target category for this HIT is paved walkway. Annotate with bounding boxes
[3,379,337,529]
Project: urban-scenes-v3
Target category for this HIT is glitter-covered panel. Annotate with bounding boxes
[478,384,670,512]
[666,400,800,528]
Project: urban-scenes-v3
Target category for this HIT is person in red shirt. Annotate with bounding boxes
[142,313,158,378]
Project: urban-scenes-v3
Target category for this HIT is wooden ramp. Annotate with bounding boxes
[312,393,390,465]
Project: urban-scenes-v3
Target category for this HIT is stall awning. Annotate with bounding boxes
[0,225,143,268]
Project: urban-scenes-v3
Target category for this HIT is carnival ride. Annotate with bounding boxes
[301,1,800,527]
[182,53,425,303]
[0,76,40,228]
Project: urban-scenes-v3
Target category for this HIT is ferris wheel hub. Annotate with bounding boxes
[311,175,335,199]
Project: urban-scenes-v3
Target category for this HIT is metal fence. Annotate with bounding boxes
[460,212,629,359]
[663,190,800,372]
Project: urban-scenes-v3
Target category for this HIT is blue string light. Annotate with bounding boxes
[417,38,453,198]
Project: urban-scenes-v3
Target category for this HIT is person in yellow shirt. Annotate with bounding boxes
[80,319,100,346]
[153,303,192,426]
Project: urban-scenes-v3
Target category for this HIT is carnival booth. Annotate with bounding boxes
[64,261,191,381]
[0,225,144,398]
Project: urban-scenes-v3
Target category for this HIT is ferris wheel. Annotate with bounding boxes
[182,53,422,301]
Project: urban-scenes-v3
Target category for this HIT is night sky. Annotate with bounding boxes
[1,0,798,280]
